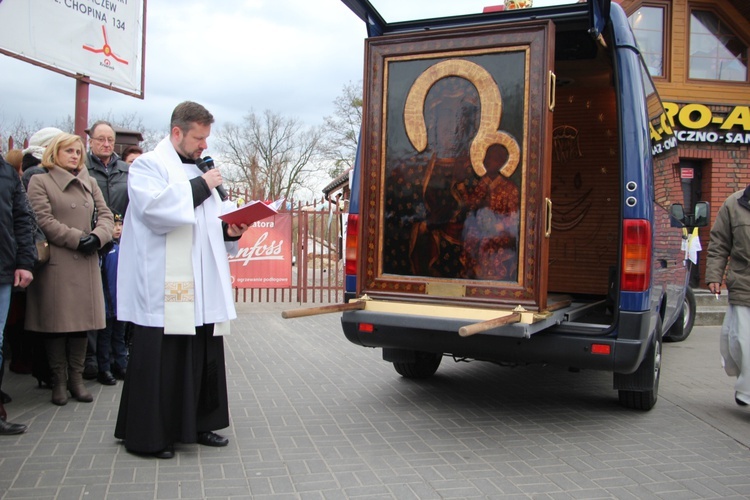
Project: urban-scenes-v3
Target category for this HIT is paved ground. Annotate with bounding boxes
[1,301,749,499]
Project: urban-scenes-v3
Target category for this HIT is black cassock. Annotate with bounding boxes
[115,323,229,454]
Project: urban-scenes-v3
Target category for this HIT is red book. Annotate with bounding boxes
[219,200,278,226]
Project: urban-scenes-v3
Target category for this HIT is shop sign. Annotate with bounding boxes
[651,102,750,155]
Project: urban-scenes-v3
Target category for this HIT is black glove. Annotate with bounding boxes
[77,234,100,255]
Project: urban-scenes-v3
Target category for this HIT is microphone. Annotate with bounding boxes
[195,156,228,201]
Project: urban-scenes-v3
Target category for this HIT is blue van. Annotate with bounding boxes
[335,0,707,410]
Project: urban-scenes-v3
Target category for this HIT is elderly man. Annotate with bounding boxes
[86,120,130,216]
[85,120,132,383]
[707,184,750,407]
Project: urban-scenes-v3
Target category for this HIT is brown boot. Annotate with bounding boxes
[45,337,68,406]
[67,337,93,403]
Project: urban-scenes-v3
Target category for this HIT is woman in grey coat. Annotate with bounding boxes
[25,133,113,406]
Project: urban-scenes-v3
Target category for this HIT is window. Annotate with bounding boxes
[629,5,665,77]
[689,10,748,82]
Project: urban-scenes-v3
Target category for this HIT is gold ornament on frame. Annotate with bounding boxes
[505,0,533,9]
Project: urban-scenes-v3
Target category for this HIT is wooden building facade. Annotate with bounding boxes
[618,0,750,286]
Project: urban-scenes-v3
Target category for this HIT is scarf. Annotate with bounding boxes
[158,139,231,336]
[160,143,197,335]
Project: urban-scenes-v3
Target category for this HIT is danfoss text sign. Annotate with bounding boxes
[651,102,750,155]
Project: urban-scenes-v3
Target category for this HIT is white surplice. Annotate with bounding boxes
[117,136,238,334]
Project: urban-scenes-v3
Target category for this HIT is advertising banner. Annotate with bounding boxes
[0,0,145,96]
[229,213,293,289]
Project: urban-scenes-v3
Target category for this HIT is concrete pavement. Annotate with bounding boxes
[1,301,749,499]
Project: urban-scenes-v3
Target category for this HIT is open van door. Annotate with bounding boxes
[588,0,612,39]
[341,0,614,313]
[355,9,557,310]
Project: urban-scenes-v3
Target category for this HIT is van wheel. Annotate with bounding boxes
[616,328,661,410]
[664,287,696,343]
[393,352,442,378]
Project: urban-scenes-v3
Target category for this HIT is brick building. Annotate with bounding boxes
[618,0,750,286]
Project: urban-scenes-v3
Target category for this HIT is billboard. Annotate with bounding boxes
[0,0,145,97]
[229,213,293,289]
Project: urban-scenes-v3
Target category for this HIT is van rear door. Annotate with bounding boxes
[343,0,611,313]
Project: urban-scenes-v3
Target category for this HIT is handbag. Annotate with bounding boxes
[32,217,49,268]
[34,233,50,268]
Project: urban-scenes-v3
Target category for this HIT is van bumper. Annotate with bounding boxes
[341,309,653,374]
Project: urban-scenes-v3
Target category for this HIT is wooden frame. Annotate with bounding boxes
[358,22,554,310]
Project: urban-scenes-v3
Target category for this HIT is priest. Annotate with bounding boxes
[114,101,248,459]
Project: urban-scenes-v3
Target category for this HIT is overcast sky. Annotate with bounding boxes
[0,0,574,146]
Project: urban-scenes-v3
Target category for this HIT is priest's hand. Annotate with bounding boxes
[202,169,223,190]
[227,223,249,238]
[77,234,101,255]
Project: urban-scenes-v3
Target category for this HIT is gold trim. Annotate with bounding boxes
[403,59,520,178]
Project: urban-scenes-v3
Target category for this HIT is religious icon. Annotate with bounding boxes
[383,58,523,282]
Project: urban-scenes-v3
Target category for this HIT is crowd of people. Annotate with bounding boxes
[3,101,747,458]
[1,102,249,459]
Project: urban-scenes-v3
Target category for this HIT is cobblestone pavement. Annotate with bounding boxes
[1,301,749,499]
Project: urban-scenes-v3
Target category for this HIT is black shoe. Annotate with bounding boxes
[97,371,117,386]
[736,392,748,406]
[126,444,174,459]
[0,419,27,435]
[197,431,229,447]
[112,367,127,380]
[83,367,98,380]
[0,391,11,404]
[153,445,174,459]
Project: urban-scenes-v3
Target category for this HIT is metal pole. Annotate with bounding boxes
[75,75,90,141]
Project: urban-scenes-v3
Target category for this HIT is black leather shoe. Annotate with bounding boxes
[0,419,27,435]
[153,445,174,459]
[0,390,11,404]
[197,431,229,447]
[113,367,127,380]
[83,367,98,380]
[97,371,117,386]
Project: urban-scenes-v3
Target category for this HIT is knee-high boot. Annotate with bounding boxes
[67,337,93,403]
[45,337,68,406]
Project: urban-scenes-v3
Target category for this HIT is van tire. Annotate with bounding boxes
[393,352,442,378]
[616,327,662,411]
[664,287,696,343]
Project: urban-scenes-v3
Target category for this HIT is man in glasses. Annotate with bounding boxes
[86,121,130,218]
[85,120,132,383]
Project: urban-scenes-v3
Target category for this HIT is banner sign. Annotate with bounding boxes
[0,0,145,97]
[651,101,750,155]
[229,213,293,289]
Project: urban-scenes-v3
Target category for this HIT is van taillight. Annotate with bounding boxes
[345,214,359,276]
[621,219,651,292]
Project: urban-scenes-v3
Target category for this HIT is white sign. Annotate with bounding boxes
[0,0,145,97]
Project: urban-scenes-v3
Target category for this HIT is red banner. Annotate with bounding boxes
[229,213,292,288]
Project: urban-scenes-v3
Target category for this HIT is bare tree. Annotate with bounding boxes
[321,81,362,178]
[215,109,325,202]
[0,116,52,152]
[1,110,162,154]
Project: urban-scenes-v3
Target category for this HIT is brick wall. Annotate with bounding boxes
[654,140,750,287]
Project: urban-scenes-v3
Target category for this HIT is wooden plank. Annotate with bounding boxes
[281,301,366,319]
[458,313,522,337]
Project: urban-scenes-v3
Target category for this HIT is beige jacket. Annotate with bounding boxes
[25,166,113,333]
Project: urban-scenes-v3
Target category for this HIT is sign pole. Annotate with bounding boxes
[75,75,90,141]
